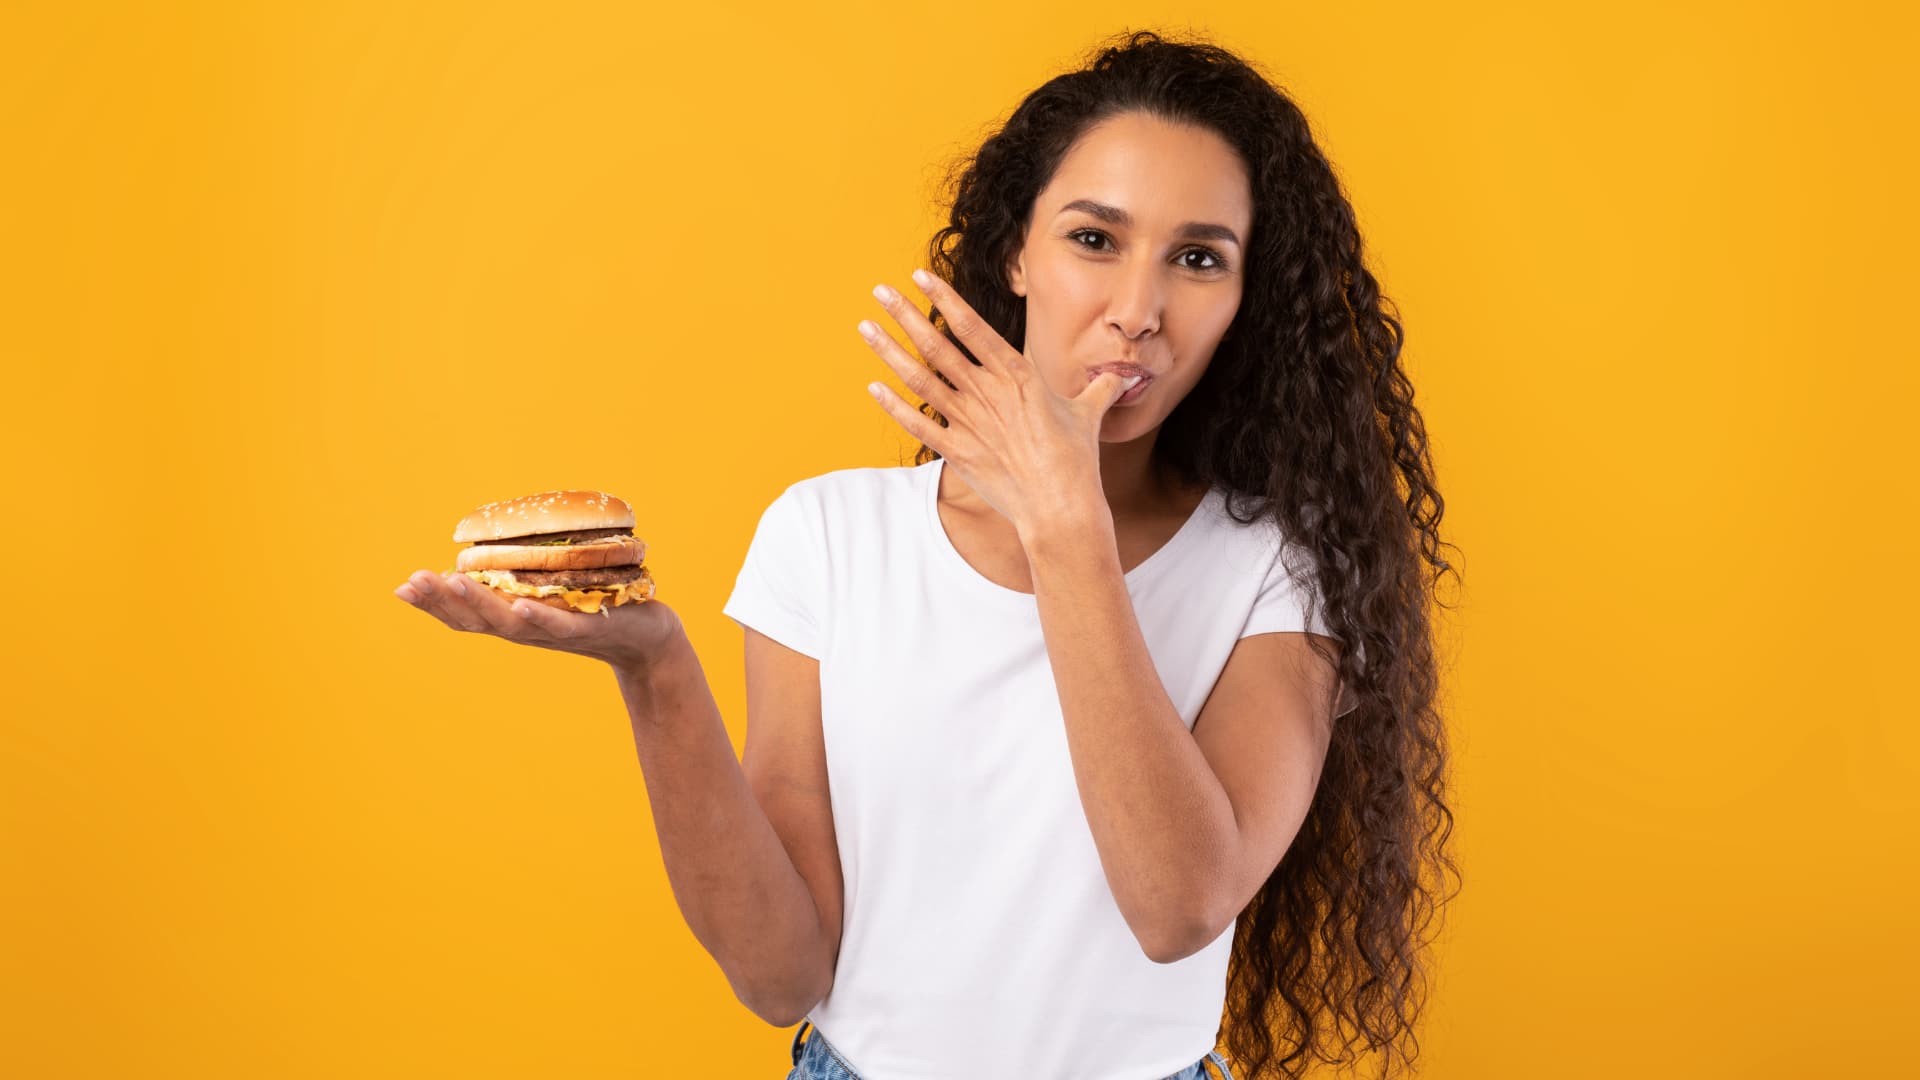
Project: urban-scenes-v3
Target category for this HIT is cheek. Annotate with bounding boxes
[1022,259,1103,385]
[1053,258,1104,296]
[1196,288,1241,337]
[1176,296,1242,368]
[1029,253,1105,313]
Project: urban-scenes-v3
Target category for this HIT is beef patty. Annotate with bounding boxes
[511,565,647,589]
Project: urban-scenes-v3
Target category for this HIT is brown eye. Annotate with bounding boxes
[1067,228,1112,251]
[1182,247,1229,272]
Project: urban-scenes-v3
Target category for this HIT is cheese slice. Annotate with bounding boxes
[451,567,656,615]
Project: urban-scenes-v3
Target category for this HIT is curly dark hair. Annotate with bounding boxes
[901,28,1463,1080]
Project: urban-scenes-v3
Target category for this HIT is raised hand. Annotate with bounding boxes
[857,268,1141,537]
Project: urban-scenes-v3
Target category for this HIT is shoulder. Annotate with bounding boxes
[786,462,923,497]
[750,464,929,556]
[779,462,928,519]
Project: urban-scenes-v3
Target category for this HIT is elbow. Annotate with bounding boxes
[739,983,792,1028]
[732,925,838,1028]
[1137,909,1228,966]
[1141,928,1208,966]
[743,989,815,1030]
[751,1002,807,1030]
[741,969,833,1030]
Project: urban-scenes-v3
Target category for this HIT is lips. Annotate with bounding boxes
[1086,361,1155,386]
[1086,362,1156,407]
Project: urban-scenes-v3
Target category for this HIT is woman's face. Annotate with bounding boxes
[1005,111,1253,441]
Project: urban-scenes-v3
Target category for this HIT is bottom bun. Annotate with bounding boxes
[459,565,657,615]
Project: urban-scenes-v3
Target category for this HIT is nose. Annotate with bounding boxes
[1105,258,1162,341]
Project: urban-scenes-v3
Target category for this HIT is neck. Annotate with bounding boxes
[1096,429,1178,519]
[939,429,1189,524]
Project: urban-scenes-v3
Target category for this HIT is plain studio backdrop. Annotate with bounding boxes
[1,2,1913,1077]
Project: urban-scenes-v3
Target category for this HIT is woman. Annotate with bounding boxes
[396,29,1458,1080]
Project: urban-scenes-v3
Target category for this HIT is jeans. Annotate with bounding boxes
[785,1019,1238,1080]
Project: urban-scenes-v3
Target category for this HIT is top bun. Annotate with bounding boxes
[453,490,635,542]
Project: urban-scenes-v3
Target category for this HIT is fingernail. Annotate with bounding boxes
[395,585,419,603]
[1125,375,1143,388]
[911,268,934,289]
[450,577,466,595]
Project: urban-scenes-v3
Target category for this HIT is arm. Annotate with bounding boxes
[393,571,833,1022]
[1021,502,1338,964]
[614,632,833,1024]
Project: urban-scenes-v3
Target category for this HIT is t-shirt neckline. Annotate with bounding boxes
[921,456,1218,603]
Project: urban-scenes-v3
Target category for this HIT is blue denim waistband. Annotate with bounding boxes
[786,1019,1237,1080]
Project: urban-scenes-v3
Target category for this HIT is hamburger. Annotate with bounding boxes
[449,489,656,615]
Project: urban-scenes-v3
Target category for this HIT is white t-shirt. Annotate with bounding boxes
[722,457,1349,1080]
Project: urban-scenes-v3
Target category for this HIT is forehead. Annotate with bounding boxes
[1041,112,1252,230]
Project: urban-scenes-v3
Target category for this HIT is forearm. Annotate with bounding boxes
[612,637,831,1024]
[1021,507,1240,960]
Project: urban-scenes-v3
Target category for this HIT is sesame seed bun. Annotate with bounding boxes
[452,489,635,542]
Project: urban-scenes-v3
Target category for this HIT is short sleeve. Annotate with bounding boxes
[722,483,826,660]
[1240,543,1361,718]
[1239,545,1336,641]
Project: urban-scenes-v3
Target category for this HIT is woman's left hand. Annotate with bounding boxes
[858,268,1141,539]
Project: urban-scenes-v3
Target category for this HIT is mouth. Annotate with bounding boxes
[1086,362,1155,405]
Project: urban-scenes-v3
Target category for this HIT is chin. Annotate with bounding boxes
[1097,414,1158,440]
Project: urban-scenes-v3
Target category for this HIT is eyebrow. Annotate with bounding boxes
[1054,198,1242,248]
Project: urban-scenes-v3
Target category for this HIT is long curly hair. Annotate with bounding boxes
[902,29,1463,1080]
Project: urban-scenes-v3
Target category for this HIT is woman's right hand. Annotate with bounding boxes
[393,569,684,673]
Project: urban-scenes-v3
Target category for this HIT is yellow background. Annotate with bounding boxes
[3,2,1914,1076]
